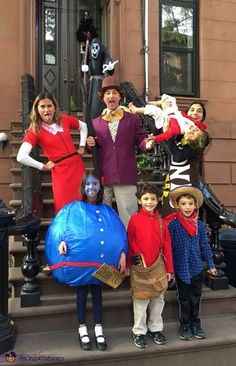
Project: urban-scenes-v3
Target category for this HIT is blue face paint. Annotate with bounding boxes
[85,176,100,198]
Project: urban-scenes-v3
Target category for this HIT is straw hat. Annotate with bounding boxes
[99,76,124,97]
[169,186,203,208]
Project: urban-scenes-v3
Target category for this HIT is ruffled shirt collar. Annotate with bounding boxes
[41,122,64,135]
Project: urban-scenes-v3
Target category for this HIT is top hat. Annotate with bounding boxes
[169,186,203,208]
[99,76,123,96]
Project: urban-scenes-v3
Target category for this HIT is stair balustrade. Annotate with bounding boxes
[12,74,43,307]
[0,200,15,354]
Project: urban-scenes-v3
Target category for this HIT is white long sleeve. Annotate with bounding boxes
[17,142,44,170]
[79,120,88,147]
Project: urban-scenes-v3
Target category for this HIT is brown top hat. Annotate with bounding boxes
[169,186,203,208]
[99,76,124,97]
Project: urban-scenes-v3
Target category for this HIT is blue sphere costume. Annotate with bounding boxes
[45,201,127,286]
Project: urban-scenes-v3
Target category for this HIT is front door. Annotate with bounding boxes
[36,0,101,113]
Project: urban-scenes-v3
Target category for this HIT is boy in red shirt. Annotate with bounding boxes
[127,184,173,348]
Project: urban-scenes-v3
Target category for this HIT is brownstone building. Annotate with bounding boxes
[0,0,236,212]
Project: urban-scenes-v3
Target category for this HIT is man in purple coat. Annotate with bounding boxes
[87,76,153,227]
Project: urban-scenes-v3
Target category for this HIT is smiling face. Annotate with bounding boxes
[103,88,121,110]
[176,195,197,218]
[184,124,203,143]
[37,98,56,125]
[187,103,204,122]
[84,176,101,201]
[138,192,158,215]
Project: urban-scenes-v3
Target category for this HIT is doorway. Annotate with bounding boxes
[36,0,101,113]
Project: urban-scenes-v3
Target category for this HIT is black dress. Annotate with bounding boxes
[159,137,203,217]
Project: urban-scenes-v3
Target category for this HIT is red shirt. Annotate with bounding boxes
[127,209,173,272]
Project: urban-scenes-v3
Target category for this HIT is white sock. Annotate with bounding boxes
[78,326,90,343]
[95,325,105,343]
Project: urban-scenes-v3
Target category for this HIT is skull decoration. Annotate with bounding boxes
[91,41,100,59]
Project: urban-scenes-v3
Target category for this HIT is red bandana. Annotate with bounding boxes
[176,211,198,237]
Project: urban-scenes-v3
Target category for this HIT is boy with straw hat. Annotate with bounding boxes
[167,186,217,341]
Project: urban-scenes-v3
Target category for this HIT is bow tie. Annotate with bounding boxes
[102,106,130,122]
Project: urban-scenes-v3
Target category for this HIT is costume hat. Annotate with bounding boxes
[169,186,203,208]
[99,76,123,95]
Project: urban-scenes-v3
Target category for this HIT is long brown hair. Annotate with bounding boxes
[29,93,61,134]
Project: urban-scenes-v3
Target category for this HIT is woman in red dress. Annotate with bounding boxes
[17,93,87,214]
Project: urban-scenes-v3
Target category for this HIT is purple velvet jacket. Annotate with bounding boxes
[92,111,147,185]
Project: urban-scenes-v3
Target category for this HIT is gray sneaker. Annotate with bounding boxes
[132,333,147,348]
[191,325,206,339]
[148,331,166,345]
[179,325,192,341]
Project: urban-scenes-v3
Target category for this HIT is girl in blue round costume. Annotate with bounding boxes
[45,171,127,351]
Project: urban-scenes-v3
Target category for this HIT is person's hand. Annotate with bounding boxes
[87,136,96,147]
[77,147,85,155]
[58,241,67,255]
[102,60,118,73]
[118,252,126,273]
[81,64,89,73]
[145,134,155,142]
[207,268,218,276]
[145,140,155,150]
[125,268,130,276]
[42,161,55,171]
[128,102,137,114]
[167,272,174,282]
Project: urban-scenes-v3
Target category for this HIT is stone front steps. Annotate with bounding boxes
[10,313,236,366]
[9,286,236,334]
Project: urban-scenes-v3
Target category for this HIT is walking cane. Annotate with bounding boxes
[81,36,99,176]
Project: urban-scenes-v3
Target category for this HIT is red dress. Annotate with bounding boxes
[23,114,85,213]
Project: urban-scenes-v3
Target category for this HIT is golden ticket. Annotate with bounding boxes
[92,263,126,288]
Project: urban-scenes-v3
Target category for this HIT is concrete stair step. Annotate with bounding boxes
[11,314,236,366]
[11,121,23,130]
[9,240,45,266]
[8,287,236,334]
[10,182,53,200]
[9,267,72,297]
[9,199,54,214]
[9,266,131,297]
[9,289,132,333]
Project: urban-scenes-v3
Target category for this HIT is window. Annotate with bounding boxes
[44,7,57,65]
[160,0,199,96]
